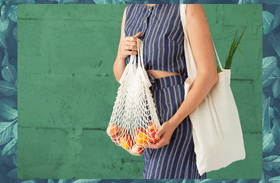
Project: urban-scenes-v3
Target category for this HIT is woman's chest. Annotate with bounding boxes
[124,4,184,47]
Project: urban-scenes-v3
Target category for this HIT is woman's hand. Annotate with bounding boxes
[143,121,177,149]
[117,32,142,60]
[113,6,142,82]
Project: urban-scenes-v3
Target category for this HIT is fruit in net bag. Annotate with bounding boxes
[106,121,163,155]
[107,124,119,136]
[111,133,120,146]
[147,129,160,143]
[133,127,147,146]
[131,144,145,155]
[133,127,146,139]
[118,127,130,137]
[135,132,148,146]
[107,124,121,145]
[108,39,162,155]
[120,135,133,150]
[147,121,158,131]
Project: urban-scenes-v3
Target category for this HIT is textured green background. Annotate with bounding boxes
[18,4,262,179]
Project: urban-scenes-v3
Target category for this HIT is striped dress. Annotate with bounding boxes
[124,4,207,179]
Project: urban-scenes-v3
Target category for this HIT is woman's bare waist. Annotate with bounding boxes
[147,70,181,79]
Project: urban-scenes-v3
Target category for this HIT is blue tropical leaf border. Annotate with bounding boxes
[0,0,277,182]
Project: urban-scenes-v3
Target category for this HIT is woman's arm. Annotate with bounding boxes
[113,7,127,82]
[144,4,219,148]
[113,7,142,82]
[169,4,219,127]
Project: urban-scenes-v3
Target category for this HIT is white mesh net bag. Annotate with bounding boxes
[107,39,162,156]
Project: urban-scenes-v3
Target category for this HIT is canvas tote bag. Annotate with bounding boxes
[107,39,161,156]
[180,4,246,175]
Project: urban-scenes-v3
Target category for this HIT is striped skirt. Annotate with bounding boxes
[143,73,207,179]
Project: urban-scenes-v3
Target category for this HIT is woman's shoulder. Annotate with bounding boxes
[124,4,143,20]
[186,4,205,17]
[126,4,142,11]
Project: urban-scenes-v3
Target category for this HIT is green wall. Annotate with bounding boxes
[18,4,262,179]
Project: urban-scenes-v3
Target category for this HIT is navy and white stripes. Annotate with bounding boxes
[125,4,187,75]
[124,4,207,179]
[143,73,207,179]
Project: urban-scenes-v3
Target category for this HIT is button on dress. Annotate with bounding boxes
[124,4,207,179]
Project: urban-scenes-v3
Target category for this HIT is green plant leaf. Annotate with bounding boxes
[225,21,248,69]
[233,42,246,61]
[235,21,248,50]
[217,66,221,73]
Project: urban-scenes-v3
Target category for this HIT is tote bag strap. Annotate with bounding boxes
[180,4,224,72]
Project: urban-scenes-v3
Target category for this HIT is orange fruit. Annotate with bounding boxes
[135,132,148,146]
[110,131,119,145]
[133,127,146,139]
[147,129,160,143]
[147,121,158,131]
[111,133,120,145]
[107,124,118,136]
[130,144,145,155]
[118,127,130,136]
[120,135,132,150]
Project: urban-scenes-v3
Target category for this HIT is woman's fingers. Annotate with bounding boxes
[119,32,141,58]
[134,31,142,38]
[121,44,138,55]
[155,128,165,139]
[124,39,138,47]
[143,121,176,149]
[143,137,169,149]
[122,45,138,51]
[125,32,141,41]
[155,122,169,138]
[123,50,138,56]
[125,36,138,42]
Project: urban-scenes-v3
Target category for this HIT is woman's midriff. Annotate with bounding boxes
[147,70,181,79]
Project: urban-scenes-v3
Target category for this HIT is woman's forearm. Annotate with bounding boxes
[113,6,130,83]
[169,71,219,128]
[166,4,219,128]
[113,54,127,83]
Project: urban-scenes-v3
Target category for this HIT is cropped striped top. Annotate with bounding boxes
[124,4,187,75]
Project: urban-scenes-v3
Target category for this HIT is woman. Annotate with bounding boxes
[113,4,218,179]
